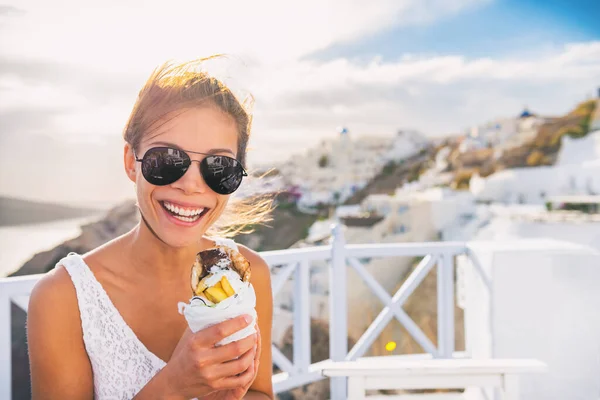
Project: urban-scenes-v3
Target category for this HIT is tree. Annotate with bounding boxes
[318,154,329,168]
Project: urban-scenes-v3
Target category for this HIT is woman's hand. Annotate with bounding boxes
[200,324,262,400]
[151,315,258,400]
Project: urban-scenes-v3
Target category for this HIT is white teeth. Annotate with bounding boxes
[173,214,198,222]
[163,201,205,219]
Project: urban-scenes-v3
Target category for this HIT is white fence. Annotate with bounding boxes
[0,224,488,399]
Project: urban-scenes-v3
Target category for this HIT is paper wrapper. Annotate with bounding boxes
[177,283,257,346]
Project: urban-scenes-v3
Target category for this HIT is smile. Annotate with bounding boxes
[160,201,209,223]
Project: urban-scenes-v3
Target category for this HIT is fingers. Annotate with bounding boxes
[195,315,253,346]
[217,345,256,378]
[201,340,257,392]
[217,354,257,390]
[209,333,257,364]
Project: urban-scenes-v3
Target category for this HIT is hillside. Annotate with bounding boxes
[0,196,101,226]
[344,148,434,205]
[447,99,598,188]
[234,200,323,251]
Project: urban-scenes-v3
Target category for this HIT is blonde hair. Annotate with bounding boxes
[123,56,273,237]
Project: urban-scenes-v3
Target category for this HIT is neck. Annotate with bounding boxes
[122,217,215,283]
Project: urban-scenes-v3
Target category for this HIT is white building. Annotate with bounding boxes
[459,238,600,400]
[434,146,452,171]
[461,109,546,155]
[470,130,600,204]
[470,204,600,250]
[455,200,600,399]
[347,187,476,244]
[384,130,429,162]
[590,97,600,131]
[280,127,429,208]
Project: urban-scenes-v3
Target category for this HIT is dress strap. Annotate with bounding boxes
[60,253,105,334]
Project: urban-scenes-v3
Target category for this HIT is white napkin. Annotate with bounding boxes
[178,284,257,346]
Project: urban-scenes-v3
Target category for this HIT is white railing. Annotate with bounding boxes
[0,224,489,400]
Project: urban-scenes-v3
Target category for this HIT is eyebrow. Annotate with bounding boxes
[150,141,236,156]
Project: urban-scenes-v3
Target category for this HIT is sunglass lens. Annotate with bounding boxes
[201,156,244,195]
[142,147,190,186]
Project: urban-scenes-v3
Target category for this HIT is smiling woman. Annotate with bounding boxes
[123,57,272,237]
[26,57,275,400]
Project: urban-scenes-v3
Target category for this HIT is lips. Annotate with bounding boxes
[159,200,210,225]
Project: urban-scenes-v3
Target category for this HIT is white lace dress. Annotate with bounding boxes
[61,238,239,400]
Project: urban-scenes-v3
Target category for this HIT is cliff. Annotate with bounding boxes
[9,200,139,277]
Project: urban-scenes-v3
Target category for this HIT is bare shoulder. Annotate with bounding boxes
[28,261,94,398]
[29,262,79,319]
[236,244,271,285]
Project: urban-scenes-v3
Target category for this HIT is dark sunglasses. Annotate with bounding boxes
[134,146,247,195]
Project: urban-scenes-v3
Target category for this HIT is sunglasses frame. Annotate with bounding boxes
[134,146,248,194]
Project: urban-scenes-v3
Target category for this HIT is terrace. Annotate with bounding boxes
[2,224,598,399]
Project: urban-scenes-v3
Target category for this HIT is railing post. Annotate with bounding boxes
[0,292,11,400]
[293,260,311,373]
[329,223,348,400]
[437,252,455,358]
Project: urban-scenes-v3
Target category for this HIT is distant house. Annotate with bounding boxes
[280,127,430,209]
[463,109,546,156]
[590,98,600,132]
[470,131,600,203]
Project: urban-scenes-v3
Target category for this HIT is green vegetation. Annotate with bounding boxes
[318,154,329,168]
[382,161,396,176]
[560,202,599,214]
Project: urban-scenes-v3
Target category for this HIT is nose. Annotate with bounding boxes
[171,160,210,195]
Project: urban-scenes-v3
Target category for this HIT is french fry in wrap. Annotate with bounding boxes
[177,246,257,346]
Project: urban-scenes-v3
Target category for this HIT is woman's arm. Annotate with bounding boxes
[27,267,94,399]
[239,246,274,399]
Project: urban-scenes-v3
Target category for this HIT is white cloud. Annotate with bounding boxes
[0,0,488,65]
[247,41,600,151]
[1,0,599,204]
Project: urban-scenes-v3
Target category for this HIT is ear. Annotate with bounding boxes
[124,143,137,183]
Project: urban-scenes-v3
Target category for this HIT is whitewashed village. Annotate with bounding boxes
[2,92,600,400]
[253,92,600,399]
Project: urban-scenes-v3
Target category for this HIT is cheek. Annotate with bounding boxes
[135,177,156,210]
[205,196,229,226]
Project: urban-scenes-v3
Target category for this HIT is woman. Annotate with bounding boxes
[27,58,274,399]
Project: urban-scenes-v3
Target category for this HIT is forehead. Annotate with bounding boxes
[142,106,239,154]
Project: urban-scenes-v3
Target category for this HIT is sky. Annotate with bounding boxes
[0,0,599,206]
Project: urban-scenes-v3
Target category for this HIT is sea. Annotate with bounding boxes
[0,216,100,278]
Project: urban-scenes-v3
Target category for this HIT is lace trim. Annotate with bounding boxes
[61,253,166,399]
[59,237,239,399]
